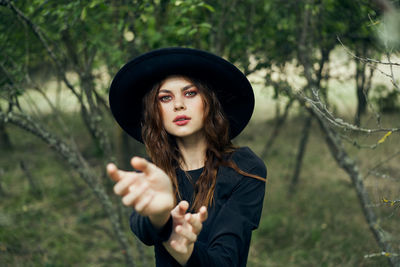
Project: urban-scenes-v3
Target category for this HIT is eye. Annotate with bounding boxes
[184,90,197,97]
[159,95,172,102]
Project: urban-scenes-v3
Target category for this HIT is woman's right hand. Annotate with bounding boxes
[163,201,208,265]
[107,157,175,228]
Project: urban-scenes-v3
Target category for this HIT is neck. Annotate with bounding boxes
[176,133,207,171]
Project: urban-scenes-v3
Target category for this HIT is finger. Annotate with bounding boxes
[130,157,153,174]
[186,207,207,234]
[185,213,202,234]
[176,225,197,243]
[199,206,208,222]
[135,190,154,213]
[178,201,189,215]
[107,163,121,182]
[121,182,149,206]
[170,203,181,216]
[113,172,141,196]
[108,163,138,183]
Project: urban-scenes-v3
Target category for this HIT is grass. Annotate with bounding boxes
[0,111,399,266]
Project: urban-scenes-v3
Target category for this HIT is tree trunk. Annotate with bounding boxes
[20,160,42,198]
[354,43,374,126]
[261,99,293,158]
[355,57,367,126]
[0,107,12,151]
[288,115,312,194]
[0,168,5,197]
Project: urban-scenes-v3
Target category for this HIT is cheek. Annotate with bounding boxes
[199,102,205,118]
[192,98,205,113]
[159,105,169,123]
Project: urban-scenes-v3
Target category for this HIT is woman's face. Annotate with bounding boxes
[158,76,205,140]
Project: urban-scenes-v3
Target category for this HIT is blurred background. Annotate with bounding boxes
[1,0,399,266]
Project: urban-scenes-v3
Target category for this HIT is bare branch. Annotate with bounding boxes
[337,36,400,67]
[369,170,399,181]
[386,52,400,91]
[364,251,400,259]
[301,89,400,133]
[366,150,400,179]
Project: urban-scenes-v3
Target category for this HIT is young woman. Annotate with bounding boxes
[107,48,267,266]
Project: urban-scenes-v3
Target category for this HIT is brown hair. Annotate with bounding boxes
[141,76,265,211]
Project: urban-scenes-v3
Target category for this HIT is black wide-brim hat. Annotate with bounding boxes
[109,47,254,143]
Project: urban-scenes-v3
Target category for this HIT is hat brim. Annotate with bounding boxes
[109,47,254,143]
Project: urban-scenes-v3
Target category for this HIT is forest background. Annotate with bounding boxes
[1,0,400,266]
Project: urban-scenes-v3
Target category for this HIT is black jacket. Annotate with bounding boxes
[130,147,267,266]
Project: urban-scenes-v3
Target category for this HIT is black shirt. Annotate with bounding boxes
[130,147,267,266]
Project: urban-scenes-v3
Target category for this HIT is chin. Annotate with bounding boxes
[168,129,204,139]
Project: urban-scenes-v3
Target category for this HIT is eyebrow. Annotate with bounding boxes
[159,84,195,93]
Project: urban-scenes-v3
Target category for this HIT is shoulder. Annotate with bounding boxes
[216,147,266,199]
[230,146,267,178]
[215,147,266,217]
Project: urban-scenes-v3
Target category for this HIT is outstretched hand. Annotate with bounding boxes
[163,201,208,265]
[107,157,175,228]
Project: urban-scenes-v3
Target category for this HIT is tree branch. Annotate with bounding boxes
[0,110,136,266]
[302,89,400,134]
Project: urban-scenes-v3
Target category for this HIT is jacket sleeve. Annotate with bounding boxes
[185,163,266,267]
[129,212,173,246]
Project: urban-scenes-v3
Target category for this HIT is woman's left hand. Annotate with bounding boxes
[163,201,208,265]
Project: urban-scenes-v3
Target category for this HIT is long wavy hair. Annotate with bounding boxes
[141,75,265,211]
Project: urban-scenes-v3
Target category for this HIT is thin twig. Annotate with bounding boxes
[365,150,400,179]
[337,36,400,67]
[301,89,400,133]
[386,52,400,91]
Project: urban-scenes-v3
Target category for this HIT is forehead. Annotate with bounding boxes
[159,75,193,90]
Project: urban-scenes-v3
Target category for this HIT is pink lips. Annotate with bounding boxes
[173,115,191,126]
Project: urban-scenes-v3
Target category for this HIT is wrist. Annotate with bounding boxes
[176,243,194,266]
[149,209,172,230]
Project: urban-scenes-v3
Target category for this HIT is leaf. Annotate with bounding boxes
[80,7,87,21]
[188,28,198,36]
[199,22,212,29]
[378,131,392,144]
[199,3,215,12]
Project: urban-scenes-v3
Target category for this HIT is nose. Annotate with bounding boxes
[173,97,186,111]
